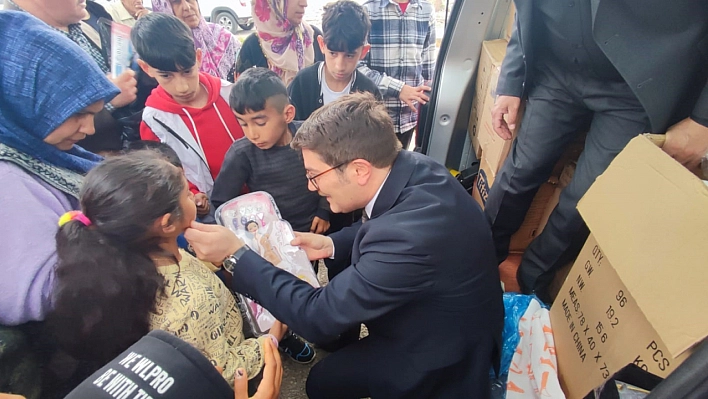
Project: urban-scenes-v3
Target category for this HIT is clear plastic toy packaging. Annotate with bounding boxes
[215,191,320,335]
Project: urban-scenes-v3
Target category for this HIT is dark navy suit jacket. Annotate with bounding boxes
[232,150,504,398]
[497,0,708,132]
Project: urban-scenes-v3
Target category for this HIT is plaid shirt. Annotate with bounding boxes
[359,0,436,133]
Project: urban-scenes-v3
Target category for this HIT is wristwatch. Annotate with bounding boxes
[222,245,251,274]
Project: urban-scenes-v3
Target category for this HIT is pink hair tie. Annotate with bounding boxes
[58,211,92,227]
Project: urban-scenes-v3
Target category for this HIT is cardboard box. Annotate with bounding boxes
[551,135,708,398]
[472,156,495,208]
[468,40,509,160]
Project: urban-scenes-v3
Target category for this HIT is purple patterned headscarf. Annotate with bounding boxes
[253,0,314,85]
[152,0,241,80]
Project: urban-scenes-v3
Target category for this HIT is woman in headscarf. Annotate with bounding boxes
[152,0,242,82]
[0,11,119,326]
[237,0,324,85]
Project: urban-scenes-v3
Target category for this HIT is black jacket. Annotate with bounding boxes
[287,61,383,120]
[236,26,324,75]
[497,0,708,132]
[231,150,504,398]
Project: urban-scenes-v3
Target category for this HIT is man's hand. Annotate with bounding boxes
[134,8,150,19]
[492,95,522,140]
[195,193,210,216]
[290,232,334,261]
[234,338,282,399]
[399,84,431,112]
[108,70,138,108]
[309,216,330,234]
[185,221,243,263]
[663,117,708,172]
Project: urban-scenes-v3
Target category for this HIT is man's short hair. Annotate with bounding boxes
[230,67,289,114]
[131,13,196,72]
[322,0,371,53]
[125,140,183,168]
[292,92,401,168]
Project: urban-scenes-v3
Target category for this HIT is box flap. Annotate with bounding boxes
[482,39,508,67]
[577,135,708,356]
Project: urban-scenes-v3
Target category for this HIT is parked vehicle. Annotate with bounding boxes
[200,0,254,32]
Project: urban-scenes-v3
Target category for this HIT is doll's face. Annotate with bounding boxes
[247,222,259,234]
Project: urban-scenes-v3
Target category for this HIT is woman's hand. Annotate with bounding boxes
[234,338,283,399]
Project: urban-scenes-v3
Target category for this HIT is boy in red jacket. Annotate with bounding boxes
[132,13,244,217]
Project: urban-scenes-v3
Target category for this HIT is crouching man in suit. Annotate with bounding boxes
[185,92,504,399]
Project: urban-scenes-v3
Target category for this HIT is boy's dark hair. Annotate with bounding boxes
[292,92,401,168]
[131,13,196,72]
[125,140,183,168]
[49,151,186,363]
[322,0,371,53]
[230,67,289,115]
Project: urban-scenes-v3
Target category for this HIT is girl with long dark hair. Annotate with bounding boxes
[49,151,279,384]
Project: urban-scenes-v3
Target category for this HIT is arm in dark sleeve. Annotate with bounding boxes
[211,143,251,209]
[314,195,330,221]
[312,26,324,62]
[230,225,434,343]
[496,13,526,98]
[236,33,268,75]
[287,75,308,121]
[691,83,708,127]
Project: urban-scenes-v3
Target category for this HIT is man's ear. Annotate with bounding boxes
[359,44,371,60]
[350,159,373,185]
[195,48,203,70]
[138,59,153,77]
[317,35,326,53]
[283,103,296,123]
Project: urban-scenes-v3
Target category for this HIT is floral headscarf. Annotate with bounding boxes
[152,0,241,81]
[253,0,315,85]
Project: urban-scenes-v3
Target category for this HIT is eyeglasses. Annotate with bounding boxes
[306,161,349,190]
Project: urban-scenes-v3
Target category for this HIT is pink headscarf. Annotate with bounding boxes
[152,0,241,80]
[253,0,315,85]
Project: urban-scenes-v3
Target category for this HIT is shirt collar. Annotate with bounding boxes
[112,1,135,22]
[380,0,419,8]
[365,171,391,219]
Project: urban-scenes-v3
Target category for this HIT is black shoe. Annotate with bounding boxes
[278,331,316,364]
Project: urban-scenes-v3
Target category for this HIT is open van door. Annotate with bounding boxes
[417,0,513,171]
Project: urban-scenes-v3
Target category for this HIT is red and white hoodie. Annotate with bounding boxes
[141,72,244,196]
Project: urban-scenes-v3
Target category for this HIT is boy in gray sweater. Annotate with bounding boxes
[212,68,330,234]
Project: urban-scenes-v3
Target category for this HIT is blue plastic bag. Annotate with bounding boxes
[490,293,547,397]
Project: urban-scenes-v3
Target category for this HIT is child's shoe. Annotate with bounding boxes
[278,331,316,364]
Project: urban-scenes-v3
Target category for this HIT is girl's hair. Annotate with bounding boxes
[49,151,186,363]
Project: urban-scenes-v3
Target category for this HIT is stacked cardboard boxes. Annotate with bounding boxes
[469,38,585,254]
[550,135,708,398]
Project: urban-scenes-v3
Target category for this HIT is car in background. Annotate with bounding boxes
[200,0,253,32]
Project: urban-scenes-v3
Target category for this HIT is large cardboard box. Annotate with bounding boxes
[468,40,508,159]
[550,135,708,398]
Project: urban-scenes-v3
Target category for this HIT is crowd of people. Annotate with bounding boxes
[1,0,705,397]
[0,0,489,397]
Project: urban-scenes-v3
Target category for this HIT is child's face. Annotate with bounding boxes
[234,98,296,150]
[138,50,203,106]
[318,37,370,85]
[176,176,197,231]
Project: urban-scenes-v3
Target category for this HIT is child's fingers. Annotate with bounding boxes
[233,368,249,399]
